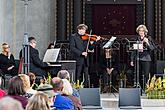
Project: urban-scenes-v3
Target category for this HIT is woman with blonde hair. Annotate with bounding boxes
[26,92,51,110]
[62,79,82,110]
[18,74,37,98]
[0,43,17,76]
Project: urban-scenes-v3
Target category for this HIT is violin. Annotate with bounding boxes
[81,34,98,41]
[81,34,108,41]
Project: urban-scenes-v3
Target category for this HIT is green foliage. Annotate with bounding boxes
[146,73,165,99]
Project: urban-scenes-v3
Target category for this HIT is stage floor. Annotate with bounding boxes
[100,93,165,109]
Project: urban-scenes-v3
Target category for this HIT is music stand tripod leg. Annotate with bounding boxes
[109,74,118,97]
[107,63,118,97]
[134,51,145,94]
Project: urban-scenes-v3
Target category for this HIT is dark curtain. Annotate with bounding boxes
[92,4,136,35]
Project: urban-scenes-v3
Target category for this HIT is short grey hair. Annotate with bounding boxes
[0,97,24,110]
[57,70,70,80]
[136,24,148,35]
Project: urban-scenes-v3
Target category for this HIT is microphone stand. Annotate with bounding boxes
[21,0,32,74]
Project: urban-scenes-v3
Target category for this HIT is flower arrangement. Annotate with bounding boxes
[39,72,84,89]
[72,74,85,89]
[72,80,84,89]
[145,73,165,99]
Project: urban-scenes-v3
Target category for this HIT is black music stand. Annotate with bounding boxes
[126,39,147,92]
[103,37,119,96]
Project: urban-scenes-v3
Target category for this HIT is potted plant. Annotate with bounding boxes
[118,64,127,88]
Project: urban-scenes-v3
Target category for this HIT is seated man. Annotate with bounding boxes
[20,37,49,77]
[51,77,75,110]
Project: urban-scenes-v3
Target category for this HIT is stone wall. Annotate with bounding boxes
[0,0,56,59]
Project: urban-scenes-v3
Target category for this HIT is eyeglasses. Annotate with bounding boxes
[3,46,10,49]
[139,29,145,32]
[31,41,37,44]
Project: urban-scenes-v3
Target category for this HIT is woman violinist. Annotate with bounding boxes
[69,24,100,87]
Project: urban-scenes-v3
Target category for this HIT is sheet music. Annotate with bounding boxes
[43,48,60,62]
[133,43,143,50]
[103,36,116,48]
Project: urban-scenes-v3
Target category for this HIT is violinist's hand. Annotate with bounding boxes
[82,52,88,57]
[143,37,149,45]
[96,36,101,41]
[7,65,14,71]
[130,61,134,66]
[107,68,114,74]
[47,62,50,65]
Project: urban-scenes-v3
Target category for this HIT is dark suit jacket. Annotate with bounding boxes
[69,33,95,66]
[131,35,156,62]
[20,46,48,76]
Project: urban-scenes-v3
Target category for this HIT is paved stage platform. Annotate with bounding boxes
[100,93,165,109]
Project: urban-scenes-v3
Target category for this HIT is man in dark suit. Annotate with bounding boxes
[70,24,100,87]
[20,37,49,77]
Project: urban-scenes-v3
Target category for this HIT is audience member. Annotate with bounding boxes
[27,72,38,91]
[19,74,37,98]
[51,77,75,110]
[8,76,28,109]
[38,84,55,107]
[0,43,17,76]
[57,70,70,81]
[57,70,80,99]
[0,96,24,110]
[26,92,51,110]
[0,77,6,98]
[62,79,82,110]
[61,79,73,95]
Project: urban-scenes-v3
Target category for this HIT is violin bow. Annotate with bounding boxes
[86,30,92,53]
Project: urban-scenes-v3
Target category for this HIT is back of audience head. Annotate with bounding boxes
[51,77,63,92]
[0,96,24,110]
[26,92,50,110]
[27,72,36,87]
[38,84,55,106]
[57,70,70,81]
[62,79,73,96]
[8,76,26,95]
[18,74,31,92]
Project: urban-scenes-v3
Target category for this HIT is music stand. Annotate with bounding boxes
[126,39,147,91]
[103,36,119,96]
[43,48,60,63]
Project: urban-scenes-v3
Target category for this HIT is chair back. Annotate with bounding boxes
[18,58,24,74]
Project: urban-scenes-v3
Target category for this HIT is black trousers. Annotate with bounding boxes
[102,70,118,86]
[135,60,150,88]
[76,64,89,87]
